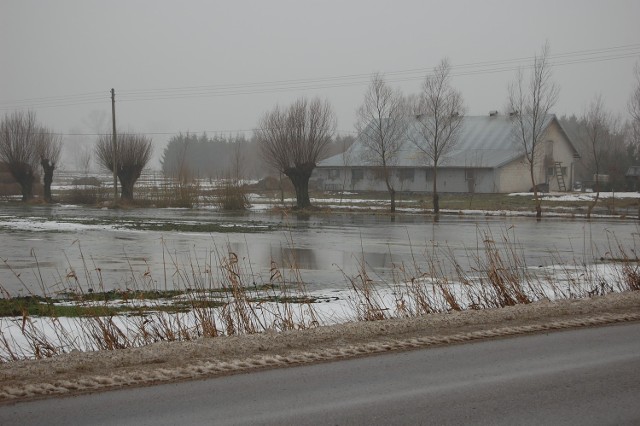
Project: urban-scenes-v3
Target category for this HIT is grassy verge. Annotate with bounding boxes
[0,291,227,318]
[324,191,640,215]
[48,177,640,217]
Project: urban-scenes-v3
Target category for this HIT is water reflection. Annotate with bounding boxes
[0,204,638,296]
[270,247,318,270]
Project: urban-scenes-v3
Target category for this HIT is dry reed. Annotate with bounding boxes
[1,226,639,361]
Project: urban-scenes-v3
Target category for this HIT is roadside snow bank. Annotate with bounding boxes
[0,291,638,402]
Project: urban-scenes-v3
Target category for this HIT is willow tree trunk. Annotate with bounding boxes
[41,159,55,203]
[9,162,36,201]
[117,169,140,201]
[20,177,34,201]
[284,163,314,209]
[119,178,135,200]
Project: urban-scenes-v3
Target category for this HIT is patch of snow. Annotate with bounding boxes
[1,260,634,360]
[0,219,118,232]
[509,191,640,201]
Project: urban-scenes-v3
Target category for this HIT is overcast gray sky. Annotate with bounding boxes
[1,0,639,168]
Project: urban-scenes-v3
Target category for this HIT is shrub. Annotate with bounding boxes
[216,180,250,211]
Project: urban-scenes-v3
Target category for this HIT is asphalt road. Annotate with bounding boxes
[2,322,639,425]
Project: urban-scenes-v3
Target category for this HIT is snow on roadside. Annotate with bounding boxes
[0,260,632,361]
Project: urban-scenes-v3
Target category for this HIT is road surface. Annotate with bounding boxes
[1,322,639,425]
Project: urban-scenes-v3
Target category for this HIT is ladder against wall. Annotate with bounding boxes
[554,161,566,192]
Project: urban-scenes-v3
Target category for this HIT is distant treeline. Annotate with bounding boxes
[559,115,638,190]
[160,133,258,181]
[160,132,354,181]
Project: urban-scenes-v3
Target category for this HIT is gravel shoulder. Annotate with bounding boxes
[1,291,639,403]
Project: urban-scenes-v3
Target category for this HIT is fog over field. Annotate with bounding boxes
[1,0,639,169]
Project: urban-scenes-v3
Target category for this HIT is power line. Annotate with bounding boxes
[1,43,638,111]
[112,51,639,103]
[0,91,106,106]
[43,128,360,138]
[115,43,640,97]
[4,46,640,109]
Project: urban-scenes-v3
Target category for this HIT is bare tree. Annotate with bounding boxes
[231,138,245,182]
[75,146,93,176]
[256,97,336,209]
[627,62,640,219]
[0,111,39,200]
[95,132,153,201]
[409,58,465,219]
[82,110,108,135]
[630,62,640,149]
[508,42,560,219]
[339,135,353,204]
[175,133,192,185]
[36,129,63,203]
[76,110,107,175]
[582,95,615,218]
[356,73,407,212]
[0,111,62,202]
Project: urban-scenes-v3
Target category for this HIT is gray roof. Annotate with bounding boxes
[319,114,572,169]
[626,166,640,177]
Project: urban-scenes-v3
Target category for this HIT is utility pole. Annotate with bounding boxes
[111,88,118,203]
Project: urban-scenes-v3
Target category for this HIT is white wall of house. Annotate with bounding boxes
[425,168,497,193]
[313,120,577,194]
[313,167,429,192]
[314,115,579,194]
[497,158,532,192]
[542,121,576,191]
[313,166,501,193]
[497,121,577,193]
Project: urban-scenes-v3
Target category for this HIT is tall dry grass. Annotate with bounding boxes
[0,227,638,361]
[214,180,250,211]
[347,227,639,319]
[0,241,322,361]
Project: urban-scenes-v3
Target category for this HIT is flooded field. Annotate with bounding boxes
[0,203,638,296]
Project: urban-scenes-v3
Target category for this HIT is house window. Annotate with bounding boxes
[465,169,475,181]
[398,168,415,182]
[328,169,340,179]
[351,169,364,182]
[548,166,567,177]
[425,169,432,181]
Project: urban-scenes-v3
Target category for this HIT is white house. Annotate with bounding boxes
[314,113,580,194]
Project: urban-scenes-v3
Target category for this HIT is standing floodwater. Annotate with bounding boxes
[0,204,638,296]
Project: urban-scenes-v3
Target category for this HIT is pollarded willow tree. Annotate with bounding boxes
[508,42,559,219]
[256,97,336,209]
[409,58,465,219]
[0,111,63,202]
[37,130,63,203]
[356,73,407,213]
[95,132,153,201]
